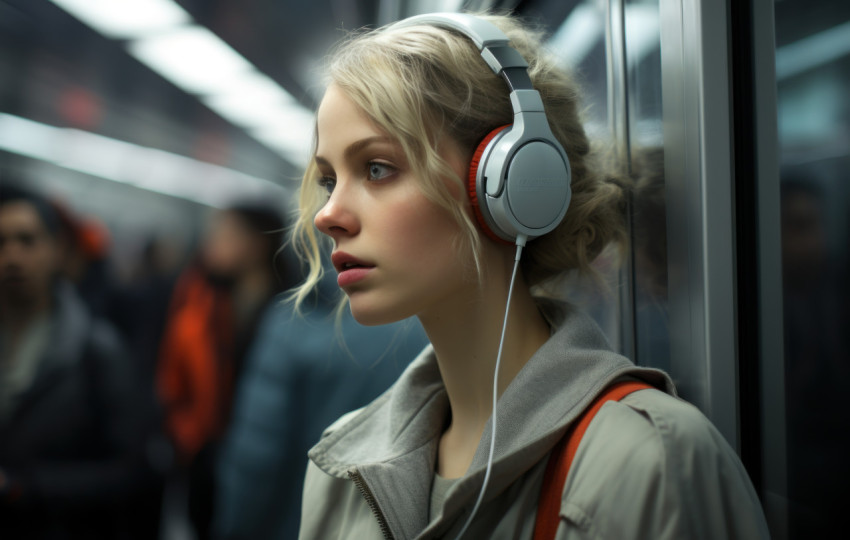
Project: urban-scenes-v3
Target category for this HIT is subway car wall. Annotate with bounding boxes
[0,1,848,540]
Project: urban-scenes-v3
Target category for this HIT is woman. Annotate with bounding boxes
[292,12,768,539]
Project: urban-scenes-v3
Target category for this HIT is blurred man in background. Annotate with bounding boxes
[157,201,286,539]
[0,183,149,539]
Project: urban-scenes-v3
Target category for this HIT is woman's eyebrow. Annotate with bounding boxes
[314,136,395,167]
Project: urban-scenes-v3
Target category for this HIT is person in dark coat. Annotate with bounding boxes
[0,184,148,539]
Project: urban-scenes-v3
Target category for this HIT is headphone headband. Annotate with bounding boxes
[388,12,509,49]
[389,13,537,95]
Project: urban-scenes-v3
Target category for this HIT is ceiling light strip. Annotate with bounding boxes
[0,113,287,208]
[48,0,191,39]
[776,20,850,80]
[49,0,315,165]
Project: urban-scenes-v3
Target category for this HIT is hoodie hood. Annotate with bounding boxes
[308,303,675,539]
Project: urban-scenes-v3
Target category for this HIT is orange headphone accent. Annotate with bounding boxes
[468,125,513,245]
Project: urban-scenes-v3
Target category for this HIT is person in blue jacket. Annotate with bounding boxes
[213,255,428,540]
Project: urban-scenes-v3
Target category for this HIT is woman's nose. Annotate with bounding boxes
[314,186,360,239]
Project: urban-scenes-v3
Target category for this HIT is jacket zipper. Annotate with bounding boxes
[349,469,394,540]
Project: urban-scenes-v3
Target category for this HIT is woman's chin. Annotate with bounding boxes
[348,298,413,327]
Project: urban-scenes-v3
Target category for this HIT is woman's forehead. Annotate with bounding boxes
[316,86,394,156]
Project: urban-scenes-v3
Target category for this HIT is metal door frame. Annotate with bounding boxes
[658,0,740,448]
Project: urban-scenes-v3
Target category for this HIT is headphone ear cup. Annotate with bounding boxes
[468,125,512,245]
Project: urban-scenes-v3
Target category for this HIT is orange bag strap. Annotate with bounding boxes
[533,380,654,540]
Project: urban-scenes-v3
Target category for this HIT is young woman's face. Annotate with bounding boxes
[313,84,472,325]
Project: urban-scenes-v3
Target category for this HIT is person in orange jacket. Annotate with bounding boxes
[157,201,285,539]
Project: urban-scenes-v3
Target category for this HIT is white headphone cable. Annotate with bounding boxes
[454,233,528,539]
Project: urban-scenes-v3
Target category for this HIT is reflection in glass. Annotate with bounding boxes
[624,0,669,372]
[543,0,626,348]
[631,146,668,372]
[775,0,850,535]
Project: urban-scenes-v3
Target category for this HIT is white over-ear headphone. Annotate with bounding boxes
[389,12,572,244]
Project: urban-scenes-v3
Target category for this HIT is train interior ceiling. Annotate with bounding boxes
[1,0,848,539]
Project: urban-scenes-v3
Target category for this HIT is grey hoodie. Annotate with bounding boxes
[300,304,769,539]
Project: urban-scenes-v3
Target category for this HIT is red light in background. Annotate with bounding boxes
[58,86,103,130]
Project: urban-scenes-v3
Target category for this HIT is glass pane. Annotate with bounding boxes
[531,0,667,359]
[774,0,850,535]
[625,0,669,372]
[536,0,627,349]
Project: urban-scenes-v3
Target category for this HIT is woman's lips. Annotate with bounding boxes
[331,251,375,288]
[337,266,373,287]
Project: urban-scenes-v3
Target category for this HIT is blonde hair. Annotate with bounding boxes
[290,12,628,308]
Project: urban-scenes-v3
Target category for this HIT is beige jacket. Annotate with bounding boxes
[299,305,769,539]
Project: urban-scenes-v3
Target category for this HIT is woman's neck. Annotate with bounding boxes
[418,260,551,478]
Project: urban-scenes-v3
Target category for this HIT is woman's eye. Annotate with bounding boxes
[367,162,395,181]
[317,176,336,195]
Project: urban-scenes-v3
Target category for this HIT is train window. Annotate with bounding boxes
[530,0,667,360]
[773,0,850,535]
[623,0,668,374]
[531,0,630,349]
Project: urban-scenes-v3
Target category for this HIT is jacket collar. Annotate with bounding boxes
[308,303,675,538]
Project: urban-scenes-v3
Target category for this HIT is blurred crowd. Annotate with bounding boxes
[0,180,428,540]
